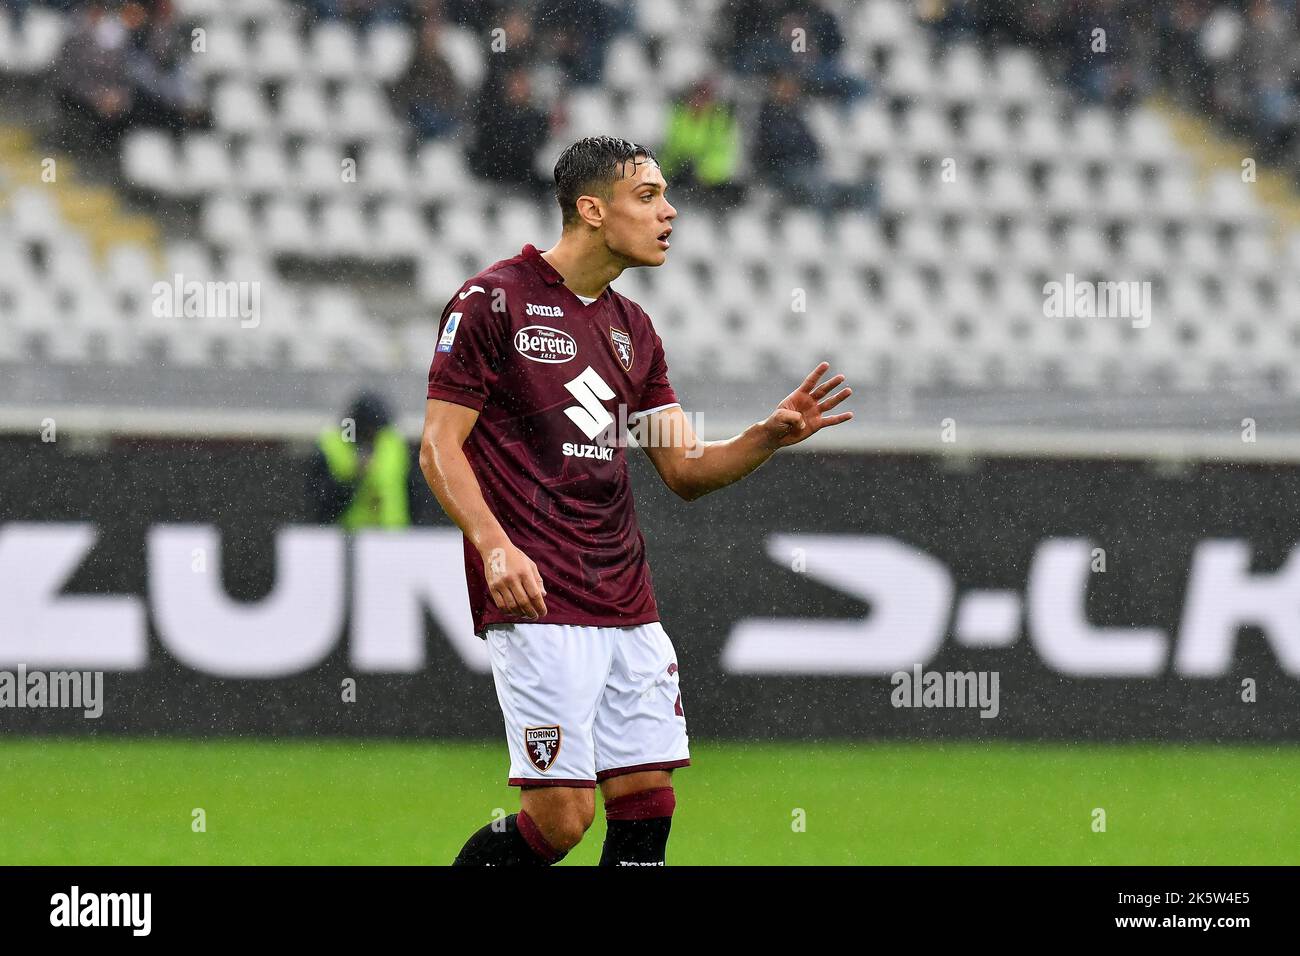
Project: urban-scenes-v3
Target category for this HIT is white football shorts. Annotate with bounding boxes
[484,621,691,788]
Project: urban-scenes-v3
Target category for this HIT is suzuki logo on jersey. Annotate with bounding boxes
[610,327,634,371]
[525,726,561,772]
[563,442,615,461]
[563,366,616,440]
[515,325,577,363]
[525,302,564,317]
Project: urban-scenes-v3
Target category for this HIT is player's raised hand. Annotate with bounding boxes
[762,362,854,449]
[481,540,548,620]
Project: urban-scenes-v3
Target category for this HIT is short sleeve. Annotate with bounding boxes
[426,284,506,412]
[635,326,679,417]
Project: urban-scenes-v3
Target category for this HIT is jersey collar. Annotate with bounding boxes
[521,244,567,287]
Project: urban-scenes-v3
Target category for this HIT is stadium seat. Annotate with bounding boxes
[123,131,182,195]
[214,80,273,136]
[337,83,398,140]
[279,81,332,137]
[193,23,252,78]
[264,198,315,255]
[939,43,989,106]
[375,201,426,257]
[310,22,361,80]
[182,133,236,193]
[366,24,415,82]
[239,138,293,192]
[438,24,486,89]
[416,141,470,199]
[252,24,306,80]
[203,194,258,248]
[605,35,652,93]
[297,140,349,195]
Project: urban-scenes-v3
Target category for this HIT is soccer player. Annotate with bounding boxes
[421,136,853,866]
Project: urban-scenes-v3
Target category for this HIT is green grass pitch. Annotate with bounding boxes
[1,738,1296,865]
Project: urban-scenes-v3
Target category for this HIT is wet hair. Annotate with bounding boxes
[553,136,658,228]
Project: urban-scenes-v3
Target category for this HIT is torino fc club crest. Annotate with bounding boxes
[525,726,561,772]
[610,327,634,372]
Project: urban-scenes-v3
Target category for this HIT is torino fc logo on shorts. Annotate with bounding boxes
[525,726,562,772]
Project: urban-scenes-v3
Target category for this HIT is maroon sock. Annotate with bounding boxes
[452,809,565,866]
[599,787,676,866]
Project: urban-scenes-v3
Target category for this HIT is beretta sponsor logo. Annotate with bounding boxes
[515,325,577,363]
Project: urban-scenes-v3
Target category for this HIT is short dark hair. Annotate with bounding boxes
[553,136,658,228]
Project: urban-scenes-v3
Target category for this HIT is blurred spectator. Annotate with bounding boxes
[657,78,743,207]
[975,0,1300,172]
[309,392,413,530]
[1236,0,1300,157]
[390,17,466,140]
[923,0,980,47]
[752,70,875,212]
[779,1,868,102]
[123,0,205,132]
[721,0,865,102]
[54,2,137,147]
[443,0,507,31]
[722,0,789,76]
[467,66,551,192]
[477,6,536,103]
[53,0,203,148]
[302,0,410,27]
[753,71,834,209]
[1061,0,1146,108]
[533,0,622,87]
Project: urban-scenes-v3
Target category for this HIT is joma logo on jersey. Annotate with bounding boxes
[515,325,577,363]
[563,442,615,461]
[525,725,561,772]
[525,302,564,317]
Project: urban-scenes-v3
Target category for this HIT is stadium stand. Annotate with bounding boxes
[3,0,1300,437]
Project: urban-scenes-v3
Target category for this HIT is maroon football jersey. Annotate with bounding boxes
[426,244,680,635]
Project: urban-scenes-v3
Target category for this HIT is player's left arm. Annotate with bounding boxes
[639,361,853,502]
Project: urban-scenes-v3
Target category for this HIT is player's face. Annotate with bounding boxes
[602,160,676,267]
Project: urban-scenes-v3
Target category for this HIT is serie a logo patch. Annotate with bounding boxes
[525,725,561,772]
[436,312,461,353]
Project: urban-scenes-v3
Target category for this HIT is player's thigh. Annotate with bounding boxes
[488,623,615,786]
[592,622,690,780]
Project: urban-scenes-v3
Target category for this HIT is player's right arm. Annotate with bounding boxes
[419,399,547,620]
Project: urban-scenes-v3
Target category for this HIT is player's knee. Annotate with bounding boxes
[524,793,595,851]
[540,808,592,851]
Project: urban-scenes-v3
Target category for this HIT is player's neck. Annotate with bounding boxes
[540,235,623,300]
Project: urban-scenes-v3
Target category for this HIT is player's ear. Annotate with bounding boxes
[575,194,604,229]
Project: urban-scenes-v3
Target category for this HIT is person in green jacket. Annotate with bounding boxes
[310,391,411,531]
[656,78,743,206]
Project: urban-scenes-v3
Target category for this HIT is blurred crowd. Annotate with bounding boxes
[16,0,209,148]
[928,0,1300,167]
[381,0,873,210]
[4,0,874,211]
[13,0,1300,201]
